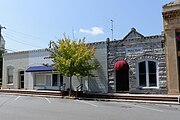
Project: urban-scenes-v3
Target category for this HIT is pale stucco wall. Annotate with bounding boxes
[2,51,29,89]
[2,47,108,92]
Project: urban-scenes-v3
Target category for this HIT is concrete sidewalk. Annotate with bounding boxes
[0,89,180,105]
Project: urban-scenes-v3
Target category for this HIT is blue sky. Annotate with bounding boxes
[0,0,173,51]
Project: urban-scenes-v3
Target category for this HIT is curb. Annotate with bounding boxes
[0,92,77,99]
[77,97,180,105]
[0,92,180,105]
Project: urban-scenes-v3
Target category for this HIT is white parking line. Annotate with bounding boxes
[76,100,98,107]
[45,98,51,103]
[121,103,164,112]
[14,96,21,101]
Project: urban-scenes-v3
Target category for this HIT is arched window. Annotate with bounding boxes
[7,66,14,84]
[138,60,158,87]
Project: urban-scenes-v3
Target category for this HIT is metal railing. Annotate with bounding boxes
[59,83,66,91]
[76,84,83,91]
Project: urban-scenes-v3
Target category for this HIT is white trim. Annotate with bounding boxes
[136,59,159,88]
[7,66,14,84]
[137,86,160,89]
[34,73,52,86]
[7,83,14,85]
[145,61,149,87]
[33,73,62,87]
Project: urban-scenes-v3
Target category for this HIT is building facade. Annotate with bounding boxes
[162,0,180,94]
[0,31,5,83]
[2,44,108,92]
[2,28,167,94]
[107,28,166,94]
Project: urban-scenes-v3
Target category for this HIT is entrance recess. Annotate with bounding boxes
[114,60,129,91]
[19,71,24,89]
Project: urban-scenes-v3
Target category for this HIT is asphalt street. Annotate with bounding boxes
[0,94,180,120]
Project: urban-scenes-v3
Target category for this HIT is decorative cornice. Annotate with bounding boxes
[163,2,176,8]
[163,9,180,19]
[134,54,162,62]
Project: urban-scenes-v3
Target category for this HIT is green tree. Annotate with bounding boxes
[48,36,99,95]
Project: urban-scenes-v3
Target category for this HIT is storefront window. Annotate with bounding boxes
[46,75,51,86]
[176,29,180,51]
[7,67,14,84]
[139,61,146,86]
[148,61,157,86]
[52,74,58,86]
[35,74,45,86]
[138,61,157,87]
[34,74,62,86]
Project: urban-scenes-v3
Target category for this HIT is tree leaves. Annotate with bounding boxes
[47,36,99,78]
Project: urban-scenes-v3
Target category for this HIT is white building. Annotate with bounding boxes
[2,46,107,92]
[2,49,69,90]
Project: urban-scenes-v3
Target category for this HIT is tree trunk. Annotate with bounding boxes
[69,76,72,96]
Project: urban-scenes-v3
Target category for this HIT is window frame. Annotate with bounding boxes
[34,73,52,86]
[34,73,62,87]
[176,29,180,51]
[7,66,14,85]
[136,59,159,88]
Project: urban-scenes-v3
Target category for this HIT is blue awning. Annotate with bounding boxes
[26,66,55,72]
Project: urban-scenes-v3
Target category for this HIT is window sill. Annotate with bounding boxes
[137,86,159,89]
[7,83,14,85]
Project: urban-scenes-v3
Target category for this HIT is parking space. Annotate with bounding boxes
[0,94,180,120]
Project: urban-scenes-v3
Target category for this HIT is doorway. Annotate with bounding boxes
[114,60,129,92]
[178,57,180,91]
[52,74,58,86]
[19,71,24,89]
[116,70,129,91]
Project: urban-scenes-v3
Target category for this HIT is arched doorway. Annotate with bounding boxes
[19,71,24,89]
[114,60,129,92]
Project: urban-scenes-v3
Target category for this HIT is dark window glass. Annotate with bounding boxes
[148,61,156,73]
[139,61,146,73]
[0,60,2,82]
[7,68,14,84]
[139,61,146,86]
[52,74,58,86]
[149,74,157,86]
[139,74,146,86]
[60,74,63,86]
[20,71,24,88]
[177,41,180,51]
[148,61,157,86]
[20,71,24,75]
[178,57,180,89]
[176,31,180,51]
